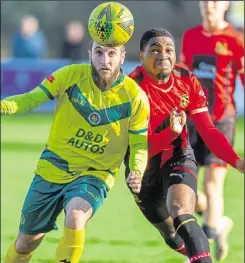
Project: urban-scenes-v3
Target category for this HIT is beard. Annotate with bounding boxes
[91,62,121,91]
[156,71,171,80]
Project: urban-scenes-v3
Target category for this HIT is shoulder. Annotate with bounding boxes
[172,64,199,92]
[124,74,142,93]
[182,25,202,38]
[128,66,144,85]
[50,64,90,87]
[173,64,192,78]
[64,63,90,73]
[124,73,147,102]
[61,63,90,78]
[226,25,244,47]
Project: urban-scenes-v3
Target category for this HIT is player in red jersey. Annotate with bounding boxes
[180,1,244,260]
[125,28,244,263]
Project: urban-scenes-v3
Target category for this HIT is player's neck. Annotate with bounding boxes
[202,20,229,33]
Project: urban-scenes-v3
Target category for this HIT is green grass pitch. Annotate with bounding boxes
[1,114,244,263]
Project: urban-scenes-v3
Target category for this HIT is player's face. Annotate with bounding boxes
[199,1,230,29]
[140,36,176,81]
[89,42,126,89]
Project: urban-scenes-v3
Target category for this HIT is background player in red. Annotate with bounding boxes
[125,28,244,263]
[180,1,244,260]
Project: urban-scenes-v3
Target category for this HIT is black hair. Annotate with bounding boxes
[140,28,175,51]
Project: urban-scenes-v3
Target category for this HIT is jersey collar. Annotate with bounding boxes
[140,66,174,92]
[112,69,125,87]
[201,23,232,36]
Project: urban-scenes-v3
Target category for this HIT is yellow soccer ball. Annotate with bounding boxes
[88,2,134,47]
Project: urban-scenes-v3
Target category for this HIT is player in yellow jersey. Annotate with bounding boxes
[2,41,150,263]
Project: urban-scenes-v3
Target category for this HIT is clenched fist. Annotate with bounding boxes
[170,107,187,135]
[126,171,142,193]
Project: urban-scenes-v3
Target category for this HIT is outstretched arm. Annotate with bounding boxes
[1,65,70,115]
[191,109,243,171]
[1,87,51,115]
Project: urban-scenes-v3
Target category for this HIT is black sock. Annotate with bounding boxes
[174,214,212,263]
[202,224,216,240]
[161,232,187,256]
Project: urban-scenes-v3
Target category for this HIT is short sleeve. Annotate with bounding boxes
[38,65,70,100]
[188,73,208,115]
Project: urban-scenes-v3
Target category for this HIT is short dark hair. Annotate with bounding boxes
[140,28,175,51]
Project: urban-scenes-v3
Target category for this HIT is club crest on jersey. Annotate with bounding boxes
[180,94,189,108]
[214,42,233,56]
[88,112,101,125]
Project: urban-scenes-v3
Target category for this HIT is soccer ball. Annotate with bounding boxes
[88,2,134,47]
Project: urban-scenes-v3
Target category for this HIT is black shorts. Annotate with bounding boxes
[188,117,236,166]
[125,152,198,224]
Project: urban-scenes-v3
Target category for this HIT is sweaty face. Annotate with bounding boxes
[140,36,176,81]
[89,42,125,90]
[199,1,229,29]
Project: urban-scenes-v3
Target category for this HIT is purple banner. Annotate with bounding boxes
[2,69,48,96]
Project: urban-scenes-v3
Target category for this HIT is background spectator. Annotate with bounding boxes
[11,15,48,59]
[61,20,85,61]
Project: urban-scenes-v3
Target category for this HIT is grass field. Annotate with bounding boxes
[1,114,244,263]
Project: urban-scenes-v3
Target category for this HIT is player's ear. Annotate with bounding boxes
[139,51,143,63]
[120,50,126,64]
[88,50,92,62]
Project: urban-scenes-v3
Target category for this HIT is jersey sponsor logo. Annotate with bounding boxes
[180,94,189,108]
[214,42,233,56]
[47,75,55,83]
[88,112,101,125]
[193,62,216,80]
[67,128,107,154]
[192,55,216,112]
[71,94,86,105]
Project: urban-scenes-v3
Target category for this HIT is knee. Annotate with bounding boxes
[66,209,89,229]
[15,233,44,254]
[15,239,32,254]
[65,197,93,229]
[169,203,195,219]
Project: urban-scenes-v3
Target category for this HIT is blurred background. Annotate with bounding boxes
[1,1,244,263]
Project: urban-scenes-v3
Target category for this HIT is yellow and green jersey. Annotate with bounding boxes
[2,64,150,189]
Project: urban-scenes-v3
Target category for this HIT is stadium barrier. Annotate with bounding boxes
[1,58,244,116]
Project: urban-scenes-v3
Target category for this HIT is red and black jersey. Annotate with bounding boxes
[180,23,244,122]
[129,65,208,167]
